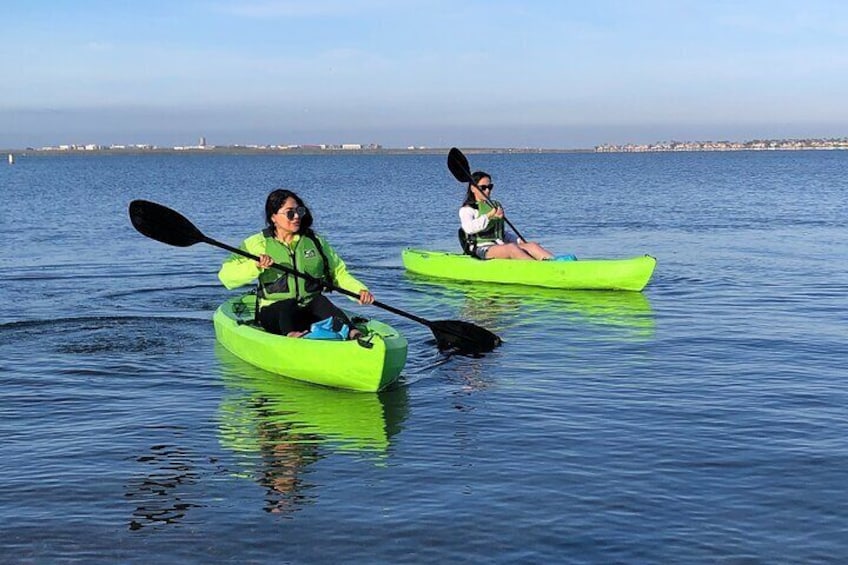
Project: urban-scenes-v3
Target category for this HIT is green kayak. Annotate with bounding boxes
[213,294,408,392]
[402,249,656,291]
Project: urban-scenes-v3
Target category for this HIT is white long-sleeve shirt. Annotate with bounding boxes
[459,205,517,246]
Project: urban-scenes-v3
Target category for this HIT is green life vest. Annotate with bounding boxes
[466,200,504,247]
[257,229,332,307]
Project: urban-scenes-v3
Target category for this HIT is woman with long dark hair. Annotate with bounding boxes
[459,171,554,260]
[219,189,374,338]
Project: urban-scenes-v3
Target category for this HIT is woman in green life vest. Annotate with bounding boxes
[219,189,374,338]
[459,171,554,260]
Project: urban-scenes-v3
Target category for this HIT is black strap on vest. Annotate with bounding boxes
[303,230,333,292]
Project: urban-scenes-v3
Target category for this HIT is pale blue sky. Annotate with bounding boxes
[2,0,847,148]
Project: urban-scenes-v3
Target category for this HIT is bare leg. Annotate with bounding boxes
[484,243,536,260]
[517,241,554,260]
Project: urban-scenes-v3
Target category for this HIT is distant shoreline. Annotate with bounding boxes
[3,146,590,156]
[596,138,848,153]
[3,137,847,156]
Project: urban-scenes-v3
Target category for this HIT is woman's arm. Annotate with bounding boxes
[320,236,369,299]
[459,206,490,235]
[217,234,265,290]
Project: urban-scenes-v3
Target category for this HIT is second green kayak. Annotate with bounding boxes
[402,248,656,291]
[214,294,408,392]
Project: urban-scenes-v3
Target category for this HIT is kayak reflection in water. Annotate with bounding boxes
[218,189,375,338]
[458,171,555,261]
[216,353,411,514]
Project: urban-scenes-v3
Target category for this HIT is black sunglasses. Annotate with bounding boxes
[477,183,494,191]
[281,206,306,220]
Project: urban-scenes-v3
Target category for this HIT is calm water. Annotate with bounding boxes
[1,150,846,562]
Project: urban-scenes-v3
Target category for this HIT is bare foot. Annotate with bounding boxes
[348,329,363,340]
[286,330,308,338]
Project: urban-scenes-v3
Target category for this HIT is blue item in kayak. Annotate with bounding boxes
[304,317,349,340]
[554,254,578,261]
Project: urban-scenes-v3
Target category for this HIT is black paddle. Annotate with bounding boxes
[128,200,501,355]
[447,146,528,243]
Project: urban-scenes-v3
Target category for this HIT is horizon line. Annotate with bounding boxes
[5,135,848,155]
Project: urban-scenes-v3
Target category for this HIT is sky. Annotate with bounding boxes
[2,0,847,149]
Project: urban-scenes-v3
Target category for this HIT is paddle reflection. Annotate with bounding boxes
[215,344,408,514]
[124,442,203,530]
[405,273,656,340]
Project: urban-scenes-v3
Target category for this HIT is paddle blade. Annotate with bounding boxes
[429,320,502,355]
[128,200,206,248]
[447,147,473,184]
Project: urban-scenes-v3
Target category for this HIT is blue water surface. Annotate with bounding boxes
[1,150,847,563]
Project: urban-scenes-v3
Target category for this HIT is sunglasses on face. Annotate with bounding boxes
[280,206,306,220]
[477,183,494,191]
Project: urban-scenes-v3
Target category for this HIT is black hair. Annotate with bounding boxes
[461,171,492,208]
[265,189,314,234]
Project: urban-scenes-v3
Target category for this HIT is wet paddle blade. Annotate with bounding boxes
[429,320,502,355]
[447,147,473,184]
[129,199,206,247]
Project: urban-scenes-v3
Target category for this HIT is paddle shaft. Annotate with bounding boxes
[206,236,434,327]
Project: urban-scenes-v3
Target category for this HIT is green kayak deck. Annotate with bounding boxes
[213,294,408,392]
[402,249,656,291]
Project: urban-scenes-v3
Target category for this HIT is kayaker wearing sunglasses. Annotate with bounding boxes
[459,171,554,260]
[218,189,374,338]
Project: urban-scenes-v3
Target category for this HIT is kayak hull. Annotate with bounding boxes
[213,294,408,392]
[401,249,656,291]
